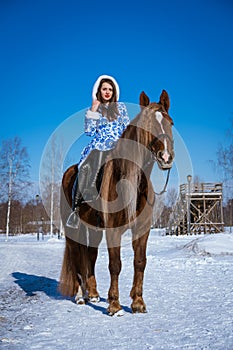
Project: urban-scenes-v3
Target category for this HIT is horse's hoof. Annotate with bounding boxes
[132,307,147,314]
[131,301,147,313]
[75,296,85,305]
[89,296,100,303]
[108,309,124,317]
[107,301,123,316]
[131,295,147,313]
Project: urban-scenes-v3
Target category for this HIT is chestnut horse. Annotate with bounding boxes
[59,90,174,315]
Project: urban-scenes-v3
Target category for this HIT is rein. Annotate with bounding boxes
[154,168,171,195]
[145,168,170,207]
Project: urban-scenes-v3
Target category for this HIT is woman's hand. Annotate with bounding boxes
[91,99,100,112]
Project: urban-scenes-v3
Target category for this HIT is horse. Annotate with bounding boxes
[59,90,174,315]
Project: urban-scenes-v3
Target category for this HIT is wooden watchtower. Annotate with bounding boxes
[167,182,224,235]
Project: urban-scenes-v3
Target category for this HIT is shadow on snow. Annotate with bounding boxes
[12,272,133,314]
[12,272,68,300]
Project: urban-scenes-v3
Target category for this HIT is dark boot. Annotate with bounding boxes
[85,150,104,200]
[66,162,90,228]
[72,162,90,211]
[66,150,106,228]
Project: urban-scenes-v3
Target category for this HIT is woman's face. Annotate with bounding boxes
[100,82,113,102]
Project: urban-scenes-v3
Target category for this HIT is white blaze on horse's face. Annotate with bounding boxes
[155,111,170,164]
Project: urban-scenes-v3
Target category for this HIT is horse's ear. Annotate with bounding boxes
[159,90,170,112]
[140,91,150,107]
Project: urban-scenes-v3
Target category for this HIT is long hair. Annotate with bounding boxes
[95,78,119,121]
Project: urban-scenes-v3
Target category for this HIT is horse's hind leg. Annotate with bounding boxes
[86,228,103,302]
[130,228,150,313]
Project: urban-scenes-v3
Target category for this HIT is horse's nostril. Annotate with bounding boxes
[162,151,170,163]
[157,150,162,159]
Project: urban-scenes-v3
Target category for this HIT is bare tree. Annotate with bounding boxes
[152,194,165,227]
[40,135,65,236]
[0,137,30,240]
[165,187,178,209]
[215,118,233,179]
[152,187,179,228]
[216,117,233,201]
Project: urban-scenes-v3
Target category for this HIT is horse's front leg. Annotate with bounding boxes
[106,230,122,315]
[130,229,150,313]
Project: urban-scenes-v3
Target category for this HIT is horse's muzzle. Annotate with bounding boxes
[156,150,174,170]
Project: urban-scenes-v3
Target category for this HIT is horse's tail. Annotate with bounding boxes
[59,237,79,296]
[59,165,89,297]
[59,237,88,297]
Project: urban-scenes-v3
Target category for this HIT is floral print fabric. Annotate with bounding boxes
[78,102,130,167]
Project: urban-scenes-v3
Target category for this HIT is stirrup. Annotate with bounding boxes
[66,210,80,229]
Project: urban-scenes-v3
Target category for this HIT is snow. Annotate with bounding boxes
[1,229,233,350]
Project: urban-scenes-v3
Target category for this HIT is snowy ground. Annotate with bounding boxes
[0,229,233,350]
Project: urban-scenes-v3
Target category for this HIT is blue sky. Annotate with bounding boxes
[0,0,233,187]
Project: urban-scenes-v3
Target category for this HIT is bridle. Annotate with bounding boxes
[146,107,174,196]
[148,133,174,156]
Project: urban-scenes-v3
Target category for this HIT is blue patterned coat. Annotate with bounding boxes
[78,102,130,166]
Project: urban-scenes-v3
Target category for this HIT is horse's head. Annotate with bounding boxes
[140,90,174,170]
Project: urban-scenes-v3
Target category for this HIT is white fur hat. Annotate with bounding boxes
[92,75,120,101]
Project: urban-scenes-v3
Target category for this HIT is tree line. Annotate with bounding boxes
[0,136,64,239]
[0,198,50,234]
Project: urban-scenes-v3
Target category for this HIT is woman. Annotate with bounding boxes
[67,75,130,227]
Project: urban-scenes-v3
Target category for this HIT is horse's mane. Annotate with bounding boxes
[101,107,152,223]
